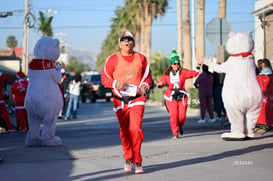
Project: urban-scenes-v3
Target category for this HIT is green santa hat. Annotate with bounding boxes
[169,49,180,64]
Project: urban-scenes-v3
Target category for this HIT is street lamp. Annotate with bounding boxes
[42,8,59,17]
[55,32,68,53]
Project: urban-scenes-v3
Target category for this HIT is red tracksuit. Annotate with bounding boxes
[11,78,29,131]
[0,73,14,130]
[158,69,199,136]
[256,74,273,127]
[102,52,152,164]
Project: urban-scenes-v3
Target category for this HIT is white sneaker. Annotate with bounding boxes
[208,118,216,123]
[197,119,206,124]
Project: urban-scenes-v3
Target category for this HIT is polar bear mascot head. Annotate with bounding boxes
[226,31,254,55]
[34,36,60,62]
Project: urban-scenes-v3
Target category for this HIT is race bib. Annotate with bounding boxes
[120,84,137,97]
[170,72,180,84]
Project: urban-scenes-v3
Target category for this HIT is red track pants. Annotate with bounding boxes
[116,105,144,164]
[16,108,29,131]
[0,103,14,130]
[165,99,188,136]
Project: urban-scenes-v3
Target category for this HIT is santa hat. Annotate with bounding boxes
[16,71,26,79]
[169,49,180,64]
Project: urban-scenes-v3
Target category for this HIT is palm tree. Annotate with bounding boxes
[136,0,168,62]
[96,0,168,71]
[177,0,183,60]
[183,0,192,88]
[38,11,53,37]
[196,0,205,64]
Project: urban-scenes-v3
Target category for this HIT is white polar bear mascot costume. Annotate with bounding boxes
[204,31,262,141]
[25,36,63,146]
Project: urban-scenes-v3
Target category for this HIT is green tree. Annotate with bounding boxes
[150,51,169,80]
[67,56,91,74]
[38,11,53,37]
[6,35,18,49]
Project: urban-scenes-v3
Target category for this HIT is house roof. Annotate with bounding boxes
[0,48,22,60]
[252,2,273,16]
[14,47,23,57]
[0,49,14,57]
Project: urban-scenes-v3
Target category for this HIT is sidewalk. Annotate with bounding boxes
[0,102,273,181]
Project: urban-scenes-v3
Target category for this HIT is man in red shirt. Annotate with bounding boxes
[101,30,152,174]
[11,71,29,131]
[0,71,14,131]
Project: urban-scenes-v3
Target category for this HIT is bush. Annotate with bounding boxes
[187,87,200,109]
[149,87,200,109]
[149,87,166,105]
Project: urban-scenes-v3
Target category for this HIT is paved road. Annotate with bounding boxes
[0,101,273,181]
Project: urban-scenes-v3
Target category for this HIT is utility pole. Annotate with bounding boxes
[191,0,196,69]
[177,0,183,59]
[22,0,29,74]
[217,0,226,63]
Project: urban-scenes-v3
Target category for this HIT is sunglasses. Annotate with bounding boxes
[120,36,134,42]
[172,63,180,65]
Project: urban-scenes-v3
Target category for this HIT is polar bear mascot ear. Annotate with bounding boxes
[226,31,254,55]
[34,36,60,62]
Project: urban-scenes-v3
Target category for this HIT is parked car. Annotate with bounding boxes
[81,72,112,103]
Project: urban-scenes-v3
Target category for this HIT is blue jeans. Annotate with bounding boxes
[65,94,79,119]
[213,86,226,118]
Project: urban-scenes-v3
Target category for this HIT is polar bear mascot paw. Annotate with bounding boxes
[41,136,62,146]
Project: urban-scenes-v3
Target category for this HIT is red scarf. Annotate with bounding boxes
[29,59,56,70]
[231,52,253,57]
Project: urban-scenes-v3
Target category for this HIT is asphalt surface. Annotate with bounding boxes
[0,101,273,181]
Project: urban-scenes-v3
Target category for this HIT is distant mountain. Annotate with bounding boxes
[69,49,98,70]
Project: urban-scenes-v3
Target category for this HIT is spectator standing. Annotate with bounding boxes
[0,71,15,131]
[256,58,273,134]
[64,73,81,120]
[11,71,29,131]
[212,70,226,122]
[101,30,152,174]
[194,64,215,123]
[157,49,199,139]
[59,69,71,119]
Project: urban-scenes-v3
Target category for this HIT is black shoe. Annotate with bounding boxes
[179,129,184,135]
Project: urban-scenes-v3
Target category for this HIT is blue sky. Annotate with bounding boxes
[0,0,256,57]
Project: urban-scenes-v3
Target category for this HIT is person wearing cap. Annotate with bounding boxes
[11,71,29,131]
[0,71,15,131]
[157,49,200,139]
[101,30,152,174]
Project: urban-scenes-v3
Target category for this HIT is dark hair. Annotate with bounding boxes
[261,58,272,69]
[163,64,182,75]
[74,73,82,82]
[202,64,211,74]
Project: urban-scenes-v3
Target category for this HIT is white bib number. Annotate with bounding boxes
[120,84,137,97]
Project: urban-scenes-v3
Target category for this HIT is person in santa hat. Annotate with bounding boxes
[101,30,152,174]
[0,71,15,131]
[11,71,29,132]
[157,49,200,139]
